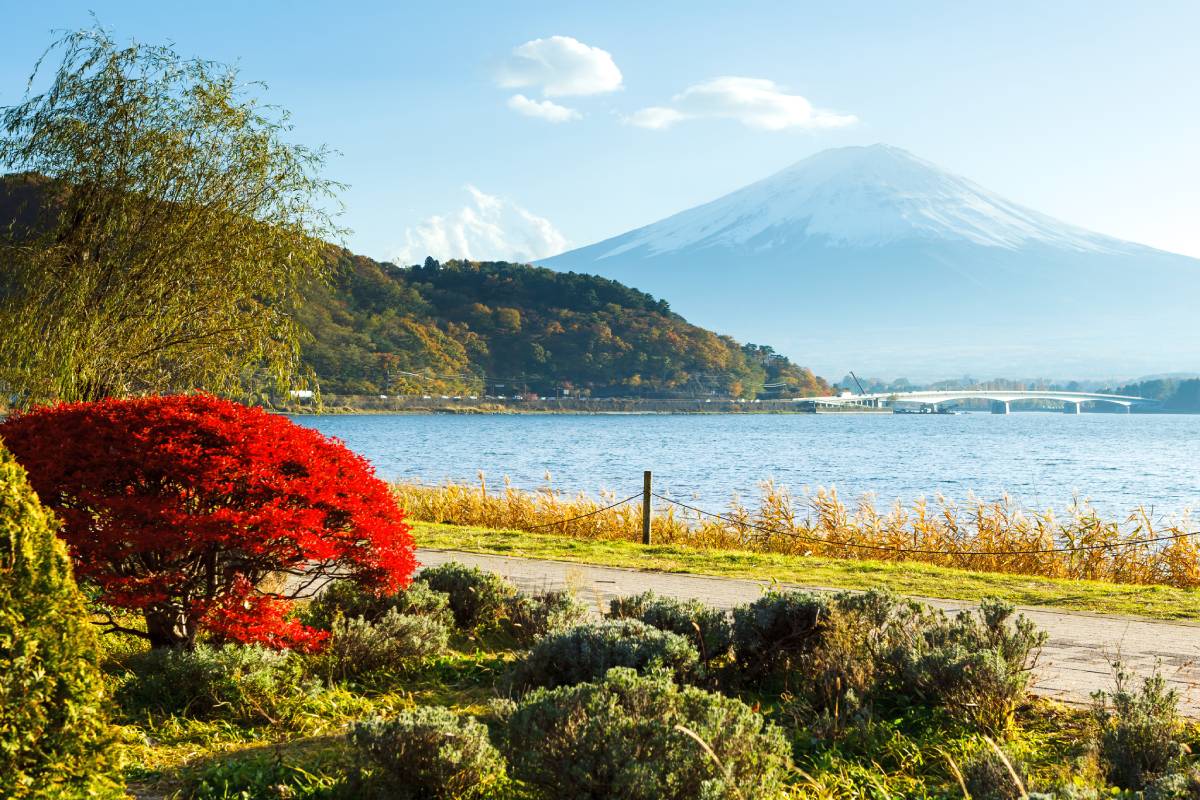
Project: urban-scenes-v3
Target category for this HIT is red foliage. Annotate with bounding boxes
[0,394,414,649]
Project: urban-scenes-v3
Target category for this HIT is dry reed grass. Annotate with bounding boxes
[393,475,1200,589]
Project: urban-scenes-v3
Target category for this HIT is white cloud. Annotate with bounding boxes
[496,35,622,97]
[627,76,857,131]
[507,93,581,123]
[392,186,569,265]
[625,106,686,130]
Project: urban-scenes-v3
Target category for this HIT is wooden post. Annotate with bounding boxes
[642,470,652,545]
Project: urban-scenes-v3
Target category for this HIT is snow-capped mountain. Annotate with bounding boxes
[540,145,1199,378]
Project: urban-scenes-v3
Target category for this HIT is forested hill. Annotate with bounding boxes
[0,175,827,399]
[301,252,830,398]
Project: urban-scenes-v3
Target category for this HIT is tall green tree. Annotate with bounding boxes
[0,26,342,402]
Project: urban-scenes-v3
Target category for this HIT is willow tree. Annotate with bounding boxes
[0,27,342,402]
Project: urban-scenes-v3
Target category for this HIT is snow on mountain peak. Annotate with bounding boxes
[599,144,1127,257]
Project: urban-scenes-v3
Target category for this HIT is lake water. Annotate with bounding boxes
[293,413,1200,520]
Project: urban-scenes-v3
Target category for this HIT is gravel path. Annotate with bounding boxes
[418,548,1200,714]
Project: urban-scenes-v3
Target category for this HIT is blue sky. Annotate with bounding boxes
[4,1,1198,261]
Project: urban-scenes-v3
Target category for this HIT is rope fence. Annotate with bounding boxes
[480,470,1200,559]
[650,491,1200,558]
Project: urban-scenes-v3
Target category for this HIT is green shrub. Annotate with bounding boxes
[1091,665,1186,789]
[312,608,450,684]
[417,562,516,630]
[900,599,1046,735]
[1146,767,1200,800]
[510,619,699,691]
[0,444,121,799]
[503,589,589,645]
[789,590,936,734]
[501,667,791,799]
[731,590,829,678]
[961,744,1030,800]
[610,591,733,663]
[350,706,507,800]
[304,579,453,631]
[118,642,315,724]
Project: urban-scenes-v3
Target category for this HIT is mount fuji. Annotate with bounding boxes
[539,145,1199,378]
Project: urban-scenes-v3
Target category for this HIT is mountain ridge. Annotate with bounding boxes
[541,145,1199,378]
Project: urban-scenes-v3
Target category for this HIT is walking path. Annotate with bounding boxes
[417,548,1200,714]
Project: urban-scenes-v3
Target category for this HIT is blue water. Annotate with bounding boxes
[293,413,1200,519]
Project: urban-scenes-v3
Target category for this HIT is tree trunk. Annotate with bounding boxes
[144,606,194,649]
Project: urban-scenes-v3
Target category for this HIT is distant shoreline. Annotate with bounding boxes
[279,396,891,416]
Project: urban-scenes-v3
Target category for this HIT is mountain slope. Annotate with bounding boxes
[541,145,1199,378]
[300,254,829,398]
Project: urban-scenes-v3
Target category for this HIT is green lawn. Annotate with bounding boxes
[413,522,1200,621]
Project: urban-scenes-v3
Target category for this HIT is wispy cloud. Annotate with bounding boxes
[627,77,857,131]
[507,93,582,123]
[496,35,623,97]
[392,186,568,265]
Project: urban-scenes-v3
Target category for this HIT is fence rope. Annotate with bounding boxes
[526,492,644,531]
[651,492,1200,558]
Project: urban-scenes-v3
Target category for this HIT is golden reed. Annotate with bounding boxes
[394,475,1200,589]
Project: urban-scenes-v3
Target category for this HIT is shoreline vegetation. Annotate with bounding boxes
[282,396,880,415]
[279,395,1198,415]
[394,479,1200,591]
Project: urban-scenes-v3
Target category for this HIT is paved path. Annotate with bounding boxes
[418,548,1200,714]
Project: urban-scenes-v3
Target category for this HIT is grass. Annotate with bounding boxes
[412,521,1200,620]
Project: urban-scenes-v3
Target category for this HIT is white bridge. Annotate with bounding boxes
[798,389,1157,414]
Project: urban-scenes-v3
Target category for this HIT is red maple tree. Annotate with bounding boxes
[0,394,415,650]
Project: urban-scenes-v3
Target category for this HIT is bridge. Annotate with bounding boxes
[796,389,1157,414]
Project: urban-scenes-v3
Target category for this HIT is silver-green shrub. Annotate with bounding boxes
[510,618,699,691]
[501,667,791,799]
[313,609,450,684]
[503,589,589,645]
[610,591,733,664]
[118,643,314,724]
[417,562,517,630]
[350,706,507,800]
[303,579,453,631]
[731,589,829,678]
[1091,666,1187,789]
[900,599,1047,735]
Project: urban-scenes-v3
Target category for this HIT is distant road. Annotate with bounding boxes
[418,548,1200,715]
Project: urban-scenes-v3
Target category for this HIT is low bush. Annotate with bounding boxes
[961,743,1030,800]
[417,562,516,631]
[503,589,589,645]
[501,667,791,799]
[730,591,1044,737]
[732,590,829,679]
[350,706,507,800]
[1146,768,1200,800]
[311,609,450,684]
[0,444,121,798]
[303,579,453,631]
[785,590,934,735]
[900,600,1046,735]
[118,643,315,724]
[510,619,699,691]
[610,591,733,663]
[1091,665,1187,789]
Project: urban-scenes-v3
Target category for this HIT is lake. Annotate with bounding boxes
[293,412,1200,520]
